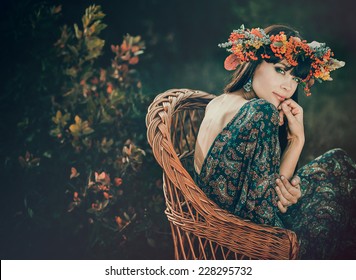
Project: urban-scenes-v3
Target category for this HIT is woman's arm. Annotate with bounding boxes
[276,99,304,212]
[280,137,304,179]
[279,100,305,180]
[277,141,303,213]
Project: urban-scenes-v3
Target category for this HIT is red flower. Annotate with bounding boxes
[129,56,139,65]
[251,28,263,38]
[103,192,112,199]
[224,54,241,71]
[106,83,113,94]
[114,177,123,187]
[115,216,123,226]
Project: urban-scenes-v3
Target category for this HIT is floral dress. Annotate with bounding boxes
[194,98,356,259]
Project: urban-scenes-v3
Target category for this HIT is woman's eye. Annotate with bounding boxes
[293,77,302,83]
[275,67,285,74]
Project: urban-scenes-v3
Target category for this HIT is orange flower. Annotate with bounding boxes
[131,46,140,53]
[129,56,139,65]
[111,44,119,53]
[103,192,112,199]
[229,32,244,43]
[121,40,129,52]
[114,177,123,187]
[251,28,263,38]
[106,83,113,94]
[115,216,123,226]
[261,54,271,59]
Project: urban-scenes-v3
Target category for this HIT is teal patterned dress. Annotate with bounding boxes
[194,98,356,259]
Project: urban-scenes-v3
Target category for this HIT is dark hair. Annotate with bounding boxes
[224,24,310,168]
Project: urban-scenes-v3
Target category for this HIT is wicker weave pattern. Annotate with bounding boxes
[146,88,299,259]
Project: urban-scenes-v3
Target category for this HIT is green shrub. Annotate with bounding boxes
[3,3,170,259]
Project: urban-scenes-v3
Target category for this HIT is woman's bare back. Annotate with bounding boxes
[194,93,248,174]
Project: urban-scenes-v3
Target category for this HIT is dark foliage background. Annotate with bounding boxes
[1,0,355,259]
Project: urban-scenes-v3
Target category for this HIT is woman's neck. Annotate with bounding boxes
[228,89,257,100]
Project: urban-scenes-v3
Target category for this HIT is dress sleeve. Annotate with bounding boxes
[233,100,284,227]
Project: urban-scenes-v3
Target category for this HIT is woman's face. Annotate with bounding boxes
[252,60,301,107]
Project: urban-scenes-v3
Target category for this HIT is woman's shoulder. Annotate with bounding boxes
[206,94,224,109]
[245,98,279,126]
[248,98,278,112]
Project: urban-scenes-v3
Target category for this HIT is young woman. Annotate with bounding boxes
[193,24,356,259]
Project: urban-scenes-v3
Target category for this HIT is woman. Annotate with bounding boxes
[193,24,356,259]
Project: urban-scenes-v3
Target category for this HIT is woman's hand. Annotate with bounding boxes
[276,175,302,213]
[278,99,305,144]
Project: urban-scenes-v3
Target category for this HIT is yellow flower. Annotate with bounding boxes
[69,115,94,137]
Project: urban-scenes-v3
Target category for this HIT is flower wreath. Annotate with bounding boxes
[218,25,345,95]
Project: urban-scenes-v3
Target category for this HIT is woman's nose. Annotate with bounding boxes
[281,78,294,92]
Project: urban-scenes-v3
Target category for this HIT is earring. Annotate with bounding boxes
[243,78,252,92]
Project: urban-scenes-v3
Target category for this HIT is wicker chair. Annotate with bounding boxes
[146,88,299,260]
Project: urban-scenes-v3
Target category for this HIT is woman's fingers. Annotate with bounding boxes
[290,176,302,199]
[278,100,302,126]
[291,175,301,186]
[277,200,288,213]
[281,176,298,192]
[275,186,290,206]
[279,110,284,126]
[281,103,298,126]
[281,100,303,118]
[276,177,297,204]
[292,108,300,115]
[283,99,301,110]
[276,175,302,213]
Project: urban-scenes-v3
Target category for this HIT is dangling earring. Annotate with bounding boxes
[243,78,252,92]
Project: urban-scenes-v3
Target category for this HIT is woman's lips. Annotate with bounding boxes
[273,92,286,101]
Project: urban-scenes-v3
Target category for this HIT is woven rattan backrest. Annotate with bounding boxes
[146,89,299,259]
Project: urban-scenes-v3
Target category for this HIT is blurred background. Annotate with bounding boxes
[1,0,355,259]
